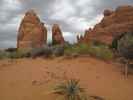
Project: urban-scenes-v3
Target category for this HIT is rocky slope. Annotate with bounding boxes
[78,5,133,45]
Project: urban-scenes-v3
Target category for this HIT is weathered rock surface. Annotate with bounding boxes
[80,5,133,45]
[17,10,47,48]
[52,24,65,45]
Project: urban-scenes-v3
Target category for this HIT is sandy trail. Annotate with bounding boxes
[0,57,133,100]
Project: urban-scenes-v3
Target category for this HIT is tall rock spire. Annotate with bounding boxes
[52,24,65,45]
[17,9,47,48]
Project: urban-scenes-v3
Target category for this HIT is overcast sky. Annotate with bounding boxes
[0,0,133,48]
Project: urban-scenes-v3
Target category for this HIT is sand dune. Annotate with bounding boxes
[0,57,133,100]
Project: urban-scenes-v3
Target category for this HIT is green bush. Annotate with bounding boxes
[0,51,8,59]
[52,45,64,57]
[64,43,113,60]
[88,45,113,60]
[64,44,78,56]
[77,44,91,54]
[111,38,118,49]
[7,48,31,59]
[30,46,53,58]
[118,32,133,60]
[64,44,89,55]
[5,48,17,53]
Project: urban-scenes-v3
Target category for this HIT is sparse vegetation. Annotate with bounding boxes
[111,38,118,49]
[118,32,133,60]
[0,42,113,60]
[117,32,133,77]
[7,48,31,59]
[52,45,64,57]
[30,46,53,58]
[0,48,31,59]
[88,44,113,60]
[0,51,8,59]
[53,79,88,100]
[64,43,113,60]
[5,48,17,53]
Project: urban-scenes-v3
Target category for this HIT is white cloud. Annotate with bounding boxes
[50,0,76,20]
[75,0,92,7]
[63,32,77,43]
[0,40,16,48]
[2,0,22,10]
[0,0,132,48]
[0,14,22,34]
[66,17,89,32]
[66,14,103,32]
[0,0,22,23]
[87,14,104,28]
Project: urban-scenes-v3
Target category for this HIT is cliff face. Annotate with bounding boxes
[80,5,133,45]
[17,10,47,49]
[52,24,65,45]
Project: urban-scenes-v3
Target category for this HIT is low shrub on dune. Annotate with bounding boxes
[64,43,113,60]
[0,51,8,59]
[52,45,64,57]
[7,48,31,59]
[30,46,53,58]
[0,41,113,60]
[118,32,133,60]
[5,48,17,53]
[88,44,113,60]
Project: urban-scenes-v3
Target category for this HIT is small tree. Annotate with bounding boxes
[118,32,133,77]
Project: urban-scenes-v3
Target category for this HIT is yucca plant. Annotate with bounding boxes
[53,79,88,100]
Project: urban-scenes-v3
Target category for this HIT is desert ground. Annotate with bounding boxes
[0,57,133,100]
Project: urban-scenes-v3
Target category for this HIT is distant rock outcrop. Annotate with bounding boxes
[52,24,65,45]
[17,10,47,48]
[80,5,133,45]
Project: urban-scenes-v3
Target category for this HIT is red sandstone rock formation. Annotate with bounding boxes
[81,5,133,45]
[17,10,47,48]
[52,24,65,45]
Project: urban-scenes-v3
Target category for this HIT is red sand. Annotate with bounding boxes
[0,57,133,100]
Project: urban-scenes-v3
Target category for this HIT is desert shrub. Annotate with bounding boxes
[30,48,42,58]
[118,32,133,60]
[64,43,113,60]
[0,51,8,59]
[30,46,53,58]
[111,38,118,49]
[91,40,106,47]
[64,44,79,56]
[76,44,91,54]
[5,48,17,53]
[111,33,126,50]
[7,48,31,59]
[8,52,21,59]
[52,45,64,57]
[88,45,113,60]
[64,43,90,56]
[53,79,88,100]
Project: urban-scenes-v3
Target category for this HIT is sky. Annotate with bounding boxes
[0,0,133,48]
